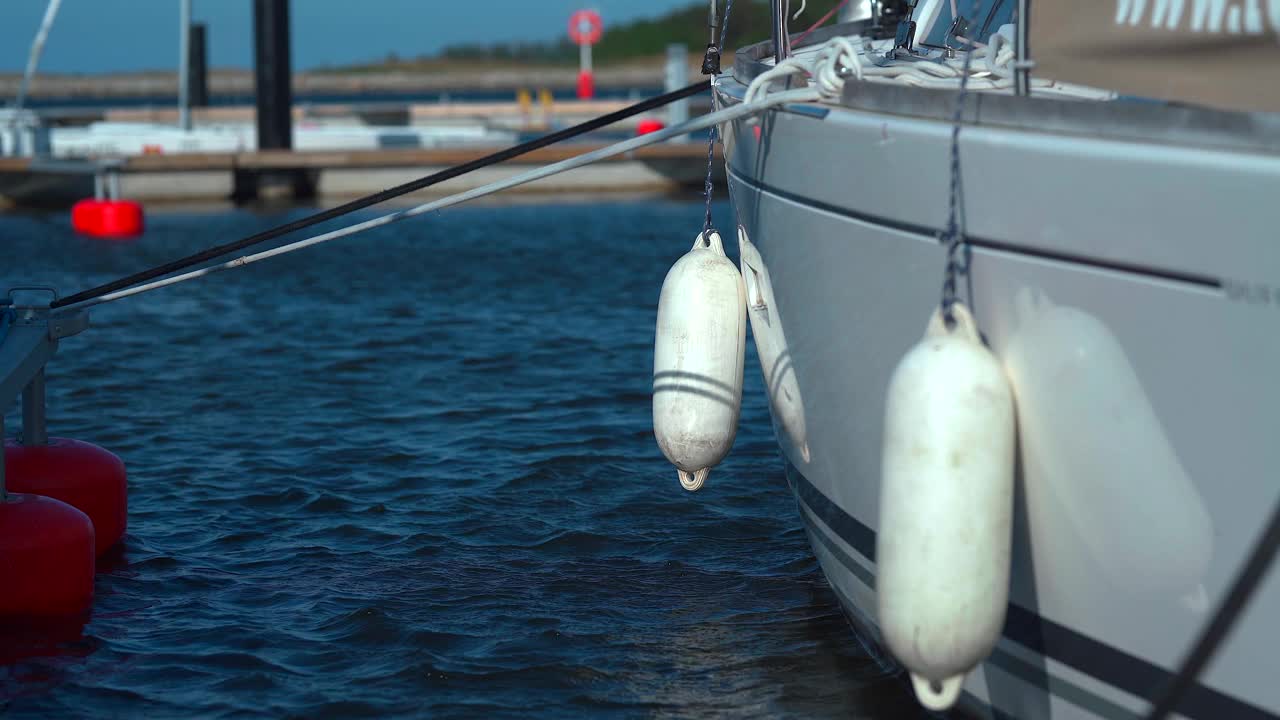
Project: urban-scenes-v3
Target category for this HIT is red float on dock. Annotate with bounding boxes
[71,198,144,238]
[71,198,101,233]
[0,493,95,618]
[5,438,128,557]
[636,118,666,135]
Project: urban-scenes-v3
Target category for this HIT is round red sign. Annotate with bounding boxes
[568,9,603,46]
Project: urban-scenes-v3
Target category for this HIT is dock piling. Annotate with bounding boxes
[249,0,311,201]
[178,0,192,131]
[189,23,209,108]
[253,0,293,152]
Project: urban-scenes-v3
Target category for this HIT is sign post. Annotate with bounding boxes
[568,9,603,100]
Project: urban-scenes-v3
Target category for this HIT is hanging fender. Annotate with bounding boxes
[876,303,1016,711]
[737,227,809,464]
[652,230,747,491]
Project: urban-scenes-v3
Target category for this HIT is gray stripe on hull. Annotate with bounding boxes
[799,494,1142,720]
[785,462,1277,720]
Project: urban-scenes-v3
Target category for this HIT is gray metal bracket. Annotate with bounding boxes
[25,157,126,201]
[0,288,90,415]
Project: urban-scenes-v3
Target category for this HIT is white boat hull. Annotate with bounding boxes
[720,72,1280,719]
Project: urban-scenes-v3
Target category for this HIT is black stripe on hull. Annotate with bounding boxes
[785,462,1276,720]
[800,496,1141,720]
[727,168,1223,291]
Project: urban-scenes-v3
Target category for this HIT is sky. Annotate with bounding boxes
[1,1,695,74]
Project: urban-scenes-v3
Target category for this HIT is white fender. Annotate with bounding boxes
[1003,289,1212,606]
[877,304,1015,711]
[737,227,810,463]
[653,231,747,491]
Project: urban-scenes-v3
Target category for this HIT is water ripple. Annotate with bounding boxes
[0,200,923,718]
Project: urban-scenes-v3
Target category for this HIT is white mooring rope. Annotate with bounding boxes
[745,29,1115,103]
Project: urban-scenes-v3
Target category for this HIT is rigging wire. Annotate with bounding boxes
[700,120,720,237]
[52,80,712,309]
[56,87,820,312]
[937,24,979,328]
[701,0,735,237]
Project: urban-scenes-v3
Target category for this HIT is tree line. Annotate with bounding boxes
[427,1,843,66]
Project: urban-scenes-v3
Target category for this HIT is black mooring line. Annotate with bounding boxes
[53,80,712,309]
[1146,496,1280,720]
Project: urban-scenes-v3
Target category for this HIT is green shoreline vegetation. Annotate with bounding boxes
[0,0,845,97]
[317,0,844,73]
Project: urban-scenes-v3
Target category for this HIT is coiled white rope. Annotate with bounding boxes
[59,86,820,310]
[745,26,1116,104]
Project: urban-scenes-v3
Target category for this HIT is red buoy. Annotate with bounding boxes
[636,118,666,135]
[0,613,90,665]
[70,199,102,234]
[71,199,144,238]
[96,199,144,237]
[5,438,128,557]
[0,494,95,618]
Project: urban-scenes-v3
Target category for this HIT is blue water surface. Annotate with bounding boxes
[0,197,924,718]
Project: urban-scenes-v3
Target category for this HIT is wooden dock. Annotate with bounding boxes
[31,98,712,138]
[0,141,722,208]
[92,98,711,133]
